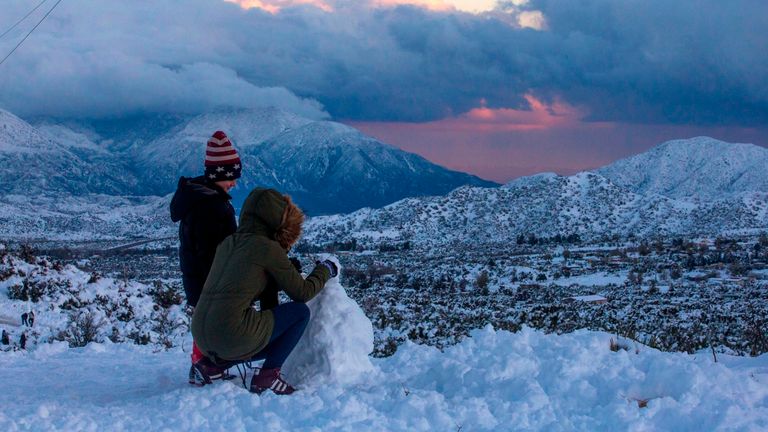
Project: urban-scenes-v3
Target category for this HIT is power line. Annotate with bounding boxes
[0,0,64,69]
[0,0,50,40]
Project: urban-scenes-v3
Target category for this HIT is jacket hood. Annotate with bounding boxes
[238,188,287,236]
[170,176,231,222]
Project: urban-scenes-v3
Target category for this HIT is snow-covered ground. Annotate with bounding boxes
[551,271,626,287]
[1,327,767,431]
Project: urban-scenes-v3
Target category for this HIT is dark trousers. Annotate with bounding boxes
[249,302,310,369]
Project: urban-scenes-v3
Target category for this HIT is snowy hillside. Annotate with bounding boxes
[0,194,174,241]
[0,249,188,351]
[596,136,768,200]
[1,327,766,430]
[303,171,768,248]
[0,109,137,196]
[1,246,766,430]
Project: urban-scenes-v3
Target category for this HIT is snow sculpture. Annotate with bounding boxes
[282,255,374,387]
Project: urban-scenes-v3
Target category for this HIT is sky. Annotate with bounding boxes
[0,0,766,182]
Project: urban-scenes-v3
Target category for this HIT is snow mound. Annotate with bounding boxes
[282,255,375,387]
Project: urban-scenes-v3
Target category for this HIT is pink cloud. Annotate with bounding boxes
[347,98,768,183]
[225,0,498,14]
[452,95,601,131]
[225,0,333,13]
[355,95,606,134]
[373,1,455,12]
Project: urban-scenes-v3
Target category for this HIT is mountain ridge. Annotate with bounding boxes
[596,136,768,200]
[303,168,768,248]
[0,107,497,239]
[2,108,765,243]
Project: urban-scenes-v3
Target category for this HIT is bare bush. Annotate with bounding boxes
[149,281,183,309]
[58,310,104,348]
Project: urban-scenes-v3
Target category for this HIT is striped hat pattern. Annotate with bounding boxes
[204,131,242,182]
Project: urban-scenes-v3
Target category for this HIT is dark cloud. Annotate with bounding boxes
[0,0,329,119]
[529,0,768,125]
[0,0,765,125]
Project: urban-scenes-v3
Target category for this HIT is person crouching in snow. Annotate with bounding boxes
[170,130,241,384]
[191,188,338,395]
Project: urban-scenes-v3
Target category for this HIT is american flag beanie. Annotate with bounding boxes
[204,131,242,181]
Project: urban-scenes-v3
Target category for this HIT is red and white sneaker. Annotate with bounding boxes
[249,368,296,395]
[188,357,235,386]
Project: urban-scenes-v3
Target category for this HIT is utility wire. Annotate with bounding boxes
[0,0,64,69]
[0,0,50,40]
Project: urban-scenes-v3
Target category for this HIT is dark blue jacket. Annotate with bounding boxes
[170,176,237,307]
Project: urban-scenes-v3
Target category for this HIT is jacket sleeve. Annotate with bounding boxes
[265,245,330,303]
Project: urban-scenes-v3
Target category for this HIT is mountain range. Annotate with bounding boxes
[596,136,768,200]
[0,107,496,240]
[303,137,768,247]
[1,102,766,245]
[126,109,497,214]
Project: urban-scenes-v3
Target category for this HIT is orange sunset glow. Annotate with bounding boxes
[459,96,596,131]
[225,0,498,14]
[364,95,604,134]
[225,0,333,14]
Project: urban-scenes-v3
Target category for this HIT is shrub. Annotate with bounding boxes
[18,244,36,264]
[152,309,182,350]
[87,272,102,284]
[7,277,53,302]
[59,310,104,348]
[475,271,489,295]
[149,281,183,309]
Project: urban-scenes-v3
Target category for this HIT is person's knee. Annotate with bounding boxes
[293,302,310,320]
[273,302,310,328]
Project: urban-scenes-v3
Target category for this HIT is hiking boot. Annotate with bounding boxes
[249,367,296,395]
[189,357,235,386]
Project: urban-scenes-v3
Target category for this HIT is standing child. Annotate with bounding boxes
[170,130,241,385]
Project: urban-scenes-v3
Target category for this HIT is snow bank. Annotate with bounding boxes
[2,327,767,431]
[282,255,375,386]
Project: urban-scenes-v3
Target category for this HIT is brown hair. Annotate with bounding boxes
[274,195,304,250]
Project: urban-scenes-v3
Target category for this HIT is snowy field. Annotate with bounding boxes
[1,327,767,431]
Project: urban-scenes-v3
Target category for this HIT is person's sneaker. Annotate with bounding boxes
[249,368,296,395]
[189,357,235,386]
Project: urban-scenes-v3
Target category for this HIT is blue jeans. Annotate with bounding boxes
[248,302,310,369]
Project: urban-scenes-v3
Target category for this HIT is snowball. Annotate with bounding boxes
[282,255,374,387]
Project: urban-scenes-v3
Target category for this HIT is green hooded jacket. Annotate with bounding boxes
[191,188,330,361]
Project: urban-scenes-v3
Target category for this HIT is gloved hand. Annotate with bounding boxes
[317,259,338,278]
[289,257,302,273]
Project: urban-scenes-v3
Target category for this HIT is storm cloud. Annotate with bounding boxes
[0,0,765,125]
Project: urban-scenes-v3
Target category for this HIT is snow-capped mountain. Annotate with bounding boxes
[127,109,498,214]
[304,171,768,247]
[127,108,314,195]
[3,107,766,244]
[596,136,768,200]
[243,120,496,214]
[8,107,496,214]
[0,107,498,240]
[0,110,137,196]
